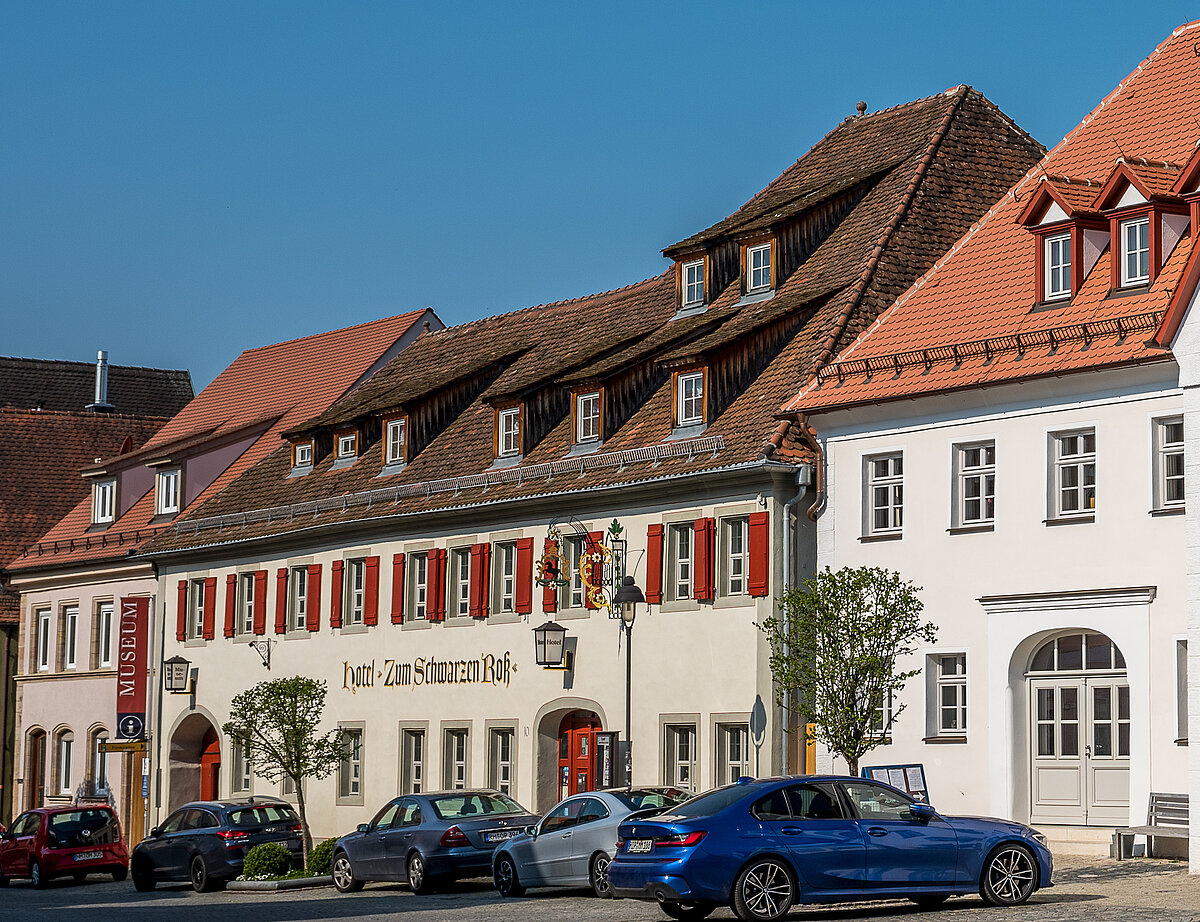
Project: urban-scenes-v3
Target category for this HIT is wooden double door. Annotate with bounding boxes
[558,713,601,801]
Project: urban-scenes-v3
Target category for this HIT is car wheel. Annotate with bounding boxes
[0,865,8,888]
[131,858,155,892]
[590,851,613,899]
[980,843,1037,906]
[731,857,796,922]
[332,852,363,893]
[112,866,128,883]
[407,851,433,894]
[909,894,949,908]
[493,854,524,898]
[660,901,715,921]
[30,860,46,890]
[73,871,88,882]
[190,855,219,893]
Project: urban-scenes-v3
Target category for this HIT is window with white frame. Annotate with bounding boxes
[281,775,296,796]
[156,468,181,515]
[1052,429,1096,517]
[92,479,115,525]
[498,408,521,457]
[444,728,469,789]
[409,553,429,620]
[955,442,995,526]
[676,372,704,426]
[868,691,894,741]
[865,453,904,534]
[36,608,52,671]
[576,392,601,443]
[1045,233,1071,300]
[1121,216,1150,286]
[722,517,749,596]
[290,567,308,631]
[448,549,470,617]
[189,578,206,638]
[563,536,585,608]
[747,243,772,291]
[664,724,697,792]
[346,559,366,625]
[932,653,967,736]
[293,441,313,467]
[337,432,357,459]
[89,729,109,794]
[402,729,425,794]
[239,572,256,635]
[668,524,693,601]
[96,602,113,668]
[488,727,515,795]
[1155,416,1184,509]
[63,606,78,669]
[338,728,363,800]
[682,259,705,306]
[57,730,74,794]
[716,723,751,786]
[386,418,407,464]
[495,542,517,614]
[231,738,251,793]
[1177,640,1188,744]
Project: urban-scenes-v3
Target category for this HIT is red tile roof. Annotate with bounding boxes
[786,21,1200,415]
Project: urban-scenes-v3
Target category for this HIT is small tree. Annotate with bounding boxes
[759,566,936,776]
[223,676,346,865]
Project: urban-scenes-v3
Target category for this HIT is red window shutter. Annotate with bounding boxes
[479,544,491,616]
[584,531,603,609]
[364,556,380,626]
[390,554,406,624]
[306,564,322,632]
[470,543,491,618]
[223,573,237,638]
[275,568,289,634]
[693,517,715,601]
[176,580,188,641]
[748,512,769,597]
[203,577,217,640]
[330,560,344,629]
[431,549,448,622]
[542,538,558,613]
[253,570,268,635]
[515,537,534,615]
[646,525,664,605]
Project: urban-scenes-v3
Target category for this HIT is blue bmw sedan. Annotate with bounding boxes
[609,776,1053,921]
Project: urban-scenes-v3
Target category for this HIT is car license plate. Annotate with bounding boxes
[628,838,653,854]
[484,830,519,843]
[73,851,103,861]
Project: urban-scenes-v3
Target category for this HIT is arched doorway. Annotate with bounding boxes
[533,698,609,812]
[1027,630,1129,825]
[25,729,46,809]
[167,712,221,811]
[558,712,602,801]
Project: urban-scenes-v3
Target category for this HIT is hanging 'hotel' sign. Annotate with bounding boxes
[342,651,515,694]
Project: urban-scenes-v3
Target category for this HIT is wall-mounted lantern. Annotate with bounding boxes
[163,655,193,694]
[532,620,568,668]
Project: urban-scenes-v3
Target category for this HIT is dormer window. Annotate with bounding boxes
[337,432,358,460]
[385,417,408,465]
[675,371,705,427]
[575,392,601,444]
[1120,216,1150,286]
[682,259,705,307]
[497,407,521,458]
[293,441,313,467]
[746,242,773,292]
[92,479,115,525]
[1045,233,1072,301]
[156,468,181,515]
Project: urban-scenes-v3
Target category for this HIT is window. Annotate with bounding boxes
[189,579,206,639]
[1053,430,1096,517]
[664,724,697,792]
[409,553,428,620]
[576,392,601,443]
[346,559,366,625]
[239,572,256,635]
[446,548,470,617]
[565,536,586,608]
[747,242,772,291]
[57,731,74,794]
[668,524,693,601]
[869,691,894,741]
[281,775,296,796]
[92,479,115,525]
[842,781,916,819]
[444,729,469,790]
[488,728,514,795]
[1121,216,1150,286]
[96,602,113,668]
[386,418,407,464]
[498,408,521,457]
[495,542,517,614]
[63,606,78,670]
[36,608,51,671]
[955,442,996,526]
[231,738,251,793]
[293,441,313,467]
[682,258,705,306]
[290,566,308,631]
[865,453,903,534]
[676,372,704,426]
[89,729,109,795]
[1177,640,1188,745]
[337,432,357,459]
[1045,233,1071,300]
[338,728,363,801]
[716,723,750,786]
[1155,417,1184,509]
[722,517,749,596]
[933,654,967,736]
[401,729,425,794]
[156,468,181,515]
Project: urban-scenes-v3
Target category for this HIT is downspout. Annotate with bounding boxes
[780,467,810,776]
[150,558,166,827]
[797,415,826,522]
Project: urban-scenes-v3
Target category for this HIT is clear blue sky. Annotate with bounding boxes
[2,1,1193,391]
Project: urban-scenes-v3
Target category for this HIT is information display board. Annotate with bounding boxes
[861,763,929,802]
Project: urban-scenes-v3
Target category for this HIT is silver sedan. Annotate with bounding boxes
[492,788,688,899]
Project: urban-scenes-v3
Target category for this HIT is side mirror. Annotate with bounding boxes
[356,824,371,834]
[910,803,936,823]
[148,827,162,838]
[0,831,13,841]
[524,825,538,839]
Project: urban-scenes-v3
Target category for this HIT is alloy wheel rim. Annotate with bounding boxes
[593,855,610,894]
[31,863,40,886]
[497,859,514,893]
[192,861,203,887]
[409,855,423,888]
[988,848,1034,903]
[743,861,791,919]
[333,856,352,889]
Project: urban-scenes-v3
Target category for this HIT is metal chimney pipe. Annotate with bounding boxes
[89,350,113,411]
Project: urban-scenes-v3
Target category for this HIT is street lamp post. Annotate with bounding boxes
[612,575,644,787]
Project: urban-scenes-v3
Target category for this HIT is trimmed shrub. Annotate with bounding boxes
[306,838,336,876]
[242,842,294,879]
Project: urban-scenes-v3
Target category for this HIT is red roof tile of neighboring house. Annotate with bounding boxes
[785,21,1200,416]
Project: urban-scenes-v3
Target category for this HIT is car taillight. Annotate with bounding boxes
[615,836,626,848]
[439,825,469,847]
[218,829,251,847]
[656,831,706,848]
[289,823,303,833]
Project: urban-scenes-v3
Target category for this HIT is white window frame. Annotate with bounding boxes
[294,441,313,466]
[386,418,407,464]
[865,452,904,535]
[97,602,114,668]
[36,608,52,672]
[747,242,772,292]
[664,724,697,792]
[90,729,109,793]
[576,392,601,443]
[495,542,517,614]
[1177,640,1189,745]
[409,553,429,621]
[498,408,521,457]
[156,467,181,515]
[92,479,115,525]
[1044,233,1072,300]
[955,441,996,526]
[934,653,967,736]
[668,524,693,601]
[565,536,586,609]
[346,559,366,625]
[337,432,357,459]
[1052,429,1096,518]
[716,722,751,786]
[231,738,252,793]
[290,567,308,631]
[338,727,364,801]
[239,572,256,635]
[190,578,206,639]
[450,548,471,617]
[58,731,74,794]
[722,517,749,596]
[63,606,78,670]
[488,727,515,795]
[868,691,895,741]
[402,728,425,794]
[682,259,705,306]
[1155,416,1184,510]
[676,372,704,426]
[1121,216,1150,286]
[444,728,469,790]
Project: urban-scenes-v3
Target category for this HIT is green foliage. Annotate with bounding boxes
[758,566,936,775]
[241,842,294,879]
[305,838,336,876]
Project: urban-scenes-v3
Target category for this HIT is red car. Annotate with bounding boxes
[0,806,129,888]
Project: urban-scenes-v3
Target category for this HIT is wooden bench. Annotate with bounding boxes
[1112,792,1189,859]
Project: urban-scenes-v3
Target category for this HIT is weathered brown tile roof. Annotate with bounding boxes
[0,356,192,416]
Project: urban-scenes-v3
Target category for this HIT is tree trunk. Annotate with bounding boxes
[845,754,859,777]
[294,774,312,868]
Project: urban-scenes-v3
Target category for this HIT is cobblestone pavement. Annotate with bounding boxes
[2,856,1198,921]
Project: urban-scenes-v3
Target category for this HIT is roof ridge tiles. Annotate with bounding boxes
[0,407,173,422]
[0,355,190,374]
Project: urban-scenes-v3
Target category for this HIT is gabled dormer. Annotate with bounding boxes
[1018,177,1108,305]
[1094,160,1189,290]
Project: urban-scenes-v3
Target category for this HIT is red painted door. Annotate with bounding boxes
[557,713,601,800]
[199,729,221,801]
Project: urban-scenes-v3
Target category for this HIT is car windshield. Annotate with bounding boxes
[47,810,119,847]
[613,788,691,811]
[661,784,751,818]
[227,805,299,827]
[430,793,525,820]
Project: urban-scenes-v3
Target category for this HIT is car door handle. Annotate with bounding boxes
[780,826,804,836]
[867,827,888,837]
[562,832,572,839]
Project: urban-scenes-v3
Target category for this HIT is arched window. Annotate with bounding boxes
[55,729,75,795]
[89,727,110,796]
[25,729,47,809]
[1029,632,1125,673]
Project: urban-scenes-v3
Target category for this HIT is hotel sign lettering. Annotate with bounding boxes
[342,652,515,695]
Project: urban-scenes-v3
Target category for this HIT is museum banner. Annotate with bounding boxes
[116,596,150,740]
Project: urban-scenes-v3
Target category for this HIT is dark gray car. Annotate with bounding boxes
[493,788,689,899]
[332,789,536,894]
